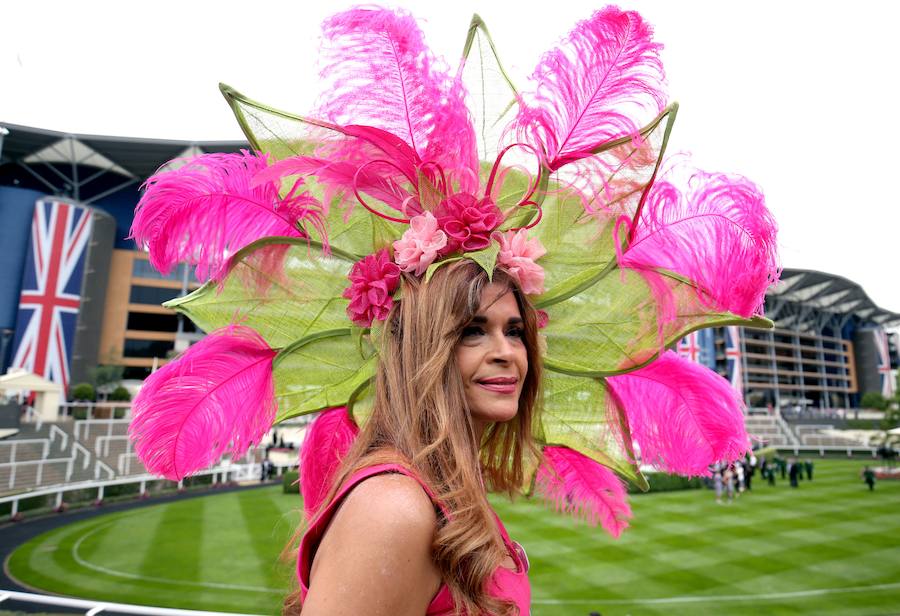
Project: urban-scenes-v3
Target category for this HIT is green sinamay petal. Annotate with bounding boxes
[273,329,377,420]
[538,371,646,489]
[165,237,353,349]
[541,267,773,377]
[533,105,677,307]
[460,15,519,164]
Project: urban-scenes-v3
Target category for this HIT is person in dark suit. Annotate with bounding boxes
[788,457,800,488]
[804,459,813,481]
[863,466,876,491]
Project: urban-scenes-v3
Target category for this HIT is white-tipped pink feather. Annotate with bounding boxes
[535,445,632,537]
[128,326,277,481]
[621,167,780,317]
[299,406,359,519]
[515,6,666,170]
[316,8,478,187]
[607,352,750,476]
[130,151,322,282]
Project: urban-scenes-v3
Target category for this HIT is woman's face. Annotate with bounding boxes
[455,283,529,430]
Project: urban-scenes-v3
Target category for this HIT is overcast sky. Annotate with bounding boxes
[3,1,899,313]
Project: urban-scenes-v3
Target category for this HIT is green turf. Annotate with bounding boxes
[7,460,900,615]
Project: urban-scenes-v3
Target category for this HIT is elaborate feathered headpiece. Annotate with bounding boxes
[128,6,779,537]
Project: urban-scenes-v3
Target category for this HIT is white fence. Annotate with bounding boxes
[0,589,262,616]
[0,438,50,462]
[0,460,295,517]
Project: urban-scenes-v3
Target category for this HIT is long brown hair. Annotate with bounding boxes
[285,260,542,615]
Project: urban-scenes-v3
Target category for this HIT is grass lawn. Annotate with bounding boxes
[6,459,899,615]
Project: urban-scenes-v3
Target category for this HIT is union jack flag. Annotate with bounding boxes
[874,329,894,398]
[725,326,743,393]
[677,331,701,362]
[10,199,93,392]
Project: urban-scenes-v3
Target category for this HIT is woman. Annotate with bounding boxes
[128,6,777,616]
[294,263,538,615]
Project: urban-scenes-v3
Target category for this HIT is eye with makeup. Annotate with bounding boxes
[460,321,525,341]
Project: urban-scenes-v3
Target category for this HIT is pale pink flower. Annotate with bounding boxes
[393,212,448,276]
[497,230,547,295]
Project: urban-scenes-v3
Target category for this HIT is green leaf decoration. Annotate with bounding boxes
[538,370,646,489]
[273,329,377,421]
[463,242,500,280]
[425,256,463,283]
[165,237,353,349]
[532,106,678,308]
[220,83,408,259]
[347,378,375,427]
[220,83,339,162]
[460,15,519,164]
[542,267,773,377]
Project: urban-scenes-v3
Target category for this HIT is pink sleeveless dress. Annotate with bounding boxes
[298,463,531,615]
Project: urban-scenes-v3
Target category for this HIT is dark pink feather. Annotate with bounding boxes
[128,326,277,481]
[130,151,322,282]
[535,445,632,537]
[316,8,478,188]
[607,352,750,476]
[515,6,665,170]
[299,406,359,519]
[621,167,780,317]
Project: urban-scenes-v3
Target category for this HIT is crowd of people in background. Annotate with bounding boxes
[709,454,816,503]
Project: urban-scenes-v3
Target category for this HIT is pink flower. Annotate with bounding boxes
[497,229,547,295]
[393,212,448,276]
[342,249,401,327]
[434,193,502,253]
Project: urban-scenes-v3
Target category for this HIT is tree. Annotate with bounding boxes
[109,386,132,402]
[71,383,96,402]
[89,365,124,389]
[861,391,889,411]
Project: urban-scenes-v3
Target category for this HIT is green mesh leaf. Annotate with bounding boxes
[165,237,353,349]
[425,257,462,283]
[533,105,678,307]
[538,370,646,489]
[322,197,406,259]
[273,329,377,420]
[347,379,375,427]
[464,242,500,280]
[542,267,772,377]
[460,15,519,164]
[220,83,337,161]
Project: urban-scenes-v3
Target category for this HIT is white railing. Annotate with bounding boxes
[49,423,69,450]
[60,402,132,422]
[778,444,879,457]
[0,589,263,616]
[74,418,131,441]
[0,438,50,462]
[774,413,800,446]
[96,434,131,458]
[118,452,140,476]
[1,458,73,490]
[0,460,296,517]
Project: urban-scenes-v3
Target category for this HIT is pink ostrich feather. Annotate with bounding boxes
[130,151,322,282]
[316,7,478,189]
[535,446,632,537]
[607,351,750,477]
[621,167,780,317]
[300,406,359,519]
[128,326,277,481]
[515,6,666,171]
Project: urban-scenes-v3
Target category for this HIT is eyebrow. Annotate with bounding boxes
[470,315,524,325]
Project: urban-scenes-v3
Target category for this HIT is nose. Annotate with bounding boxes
[487,331,514,363]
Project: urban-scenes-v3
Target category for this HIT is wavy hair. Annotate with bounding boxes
[284,260,542,615]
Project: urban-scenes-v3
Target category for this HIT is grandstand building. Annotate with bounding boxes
[1,122,899,408]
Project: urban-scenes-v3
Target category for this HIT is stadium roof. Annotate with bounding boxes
[768,268,900,329]
[0,123,246,203]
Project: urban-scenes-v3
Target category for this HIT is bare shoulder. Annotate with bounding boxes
[302,473,442,616]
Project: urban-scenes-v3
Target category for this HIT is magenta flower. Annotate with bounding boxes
[393,212,448,276]
[497,229,547,295]
[434,193,503,253]
[342,249,401,327]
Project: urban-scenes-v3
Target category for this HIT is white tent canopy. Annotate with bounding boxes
[0,369,62,422]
